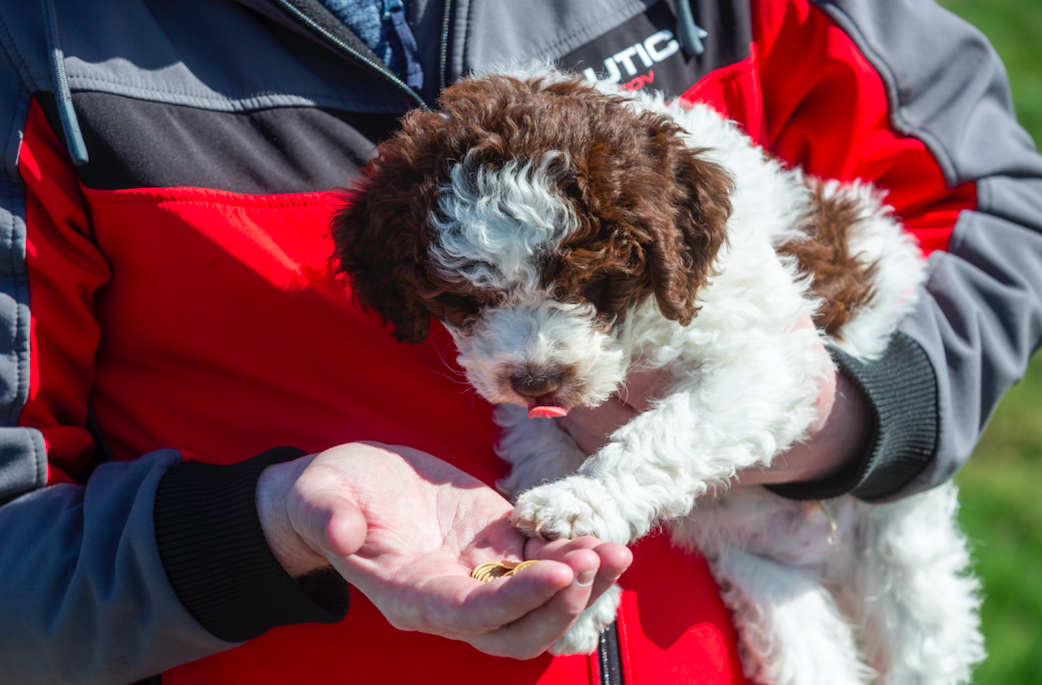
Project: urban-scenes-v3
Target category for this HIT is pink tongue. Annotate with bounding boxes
[528,405,569,420]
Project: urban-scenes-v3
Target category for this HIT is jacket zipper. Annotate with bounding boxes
[599,621,624,685]
[438,0,452,93]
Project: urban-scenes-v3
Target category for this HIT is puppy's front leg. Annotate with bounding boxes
[495,405,629,656]
[511,392,713,544]
[513,331,825,544]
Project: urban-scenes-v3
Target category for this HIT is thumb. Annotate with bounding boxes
[287,476,369,559]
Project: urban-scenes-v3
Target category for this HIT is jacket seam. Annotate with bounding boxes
[975,175,993,217]
[66,75,408,113]
[13,135,30,429]
[1,184,11,425]
[82,188,338,208]
[944,201,978,258]
[33,427,45,487]
[810,0,959,187]
[0,10,37,93]
[1,192,21,427]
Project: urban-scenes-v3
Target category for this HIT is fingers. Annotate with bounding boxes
[465,547,601,658]
[359,555,576,644]
[586,542,631,601]
[457,537,631,659]
[525,537,631,607]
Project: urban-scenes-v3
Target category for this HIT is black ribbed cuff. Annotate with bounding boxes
[154,446,349,643]
[767,333,938,501]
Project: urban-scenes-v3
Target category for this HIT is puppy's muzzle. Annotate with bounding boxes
[510,369,572,419]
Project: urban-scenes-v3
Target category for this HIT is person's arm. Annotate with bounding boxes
[753,0,1042,501]
[0,448,346,685]
[558,330,872,491]
[563,0,1042,502]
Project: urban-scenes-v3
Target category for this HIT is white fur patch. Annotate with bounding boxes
[429,152,576,295]
[449,299,627,409]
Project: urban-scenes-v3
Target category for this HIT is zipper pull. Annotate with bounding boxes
[42,0,89,165]
[676,0,709,57]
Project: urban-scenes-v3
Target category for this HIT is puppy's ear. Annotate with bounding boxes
[331,174,433,344]
[647,148,732,325]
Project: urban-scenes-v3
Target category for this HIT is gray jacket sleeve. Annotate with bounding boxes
[1,445,349,685]
[0,451,234,684]
[0,9,348,680]
[0,16,235,676]
[776,0,1042,501]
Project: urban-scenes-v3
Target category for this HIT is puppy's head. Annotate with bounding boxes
[332,69,732,416]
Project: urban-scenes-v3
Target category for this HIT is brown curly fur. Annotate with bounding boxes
[331,72,733,343]
[778,179,879,338]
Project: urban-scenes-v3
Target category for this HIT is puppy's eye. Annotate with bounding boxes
[446,308,481,331]
[431,294,483,331]
[579,278,611,312]
[456,314,480,332]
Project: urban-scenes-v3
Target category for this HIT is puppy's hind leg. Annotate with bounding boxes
[712,546,870,685]
[848,483,984,685]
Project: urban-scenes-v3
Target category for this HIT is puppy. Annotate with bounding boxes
[332,66,984,685]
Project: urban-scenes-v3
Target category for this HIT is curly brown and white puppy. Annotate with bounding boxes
[332,67,982,685]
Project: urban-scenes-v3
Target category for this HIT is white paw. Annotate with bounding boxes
[511,481,596,540]
[511,478,632,543]
[550,586,623,656]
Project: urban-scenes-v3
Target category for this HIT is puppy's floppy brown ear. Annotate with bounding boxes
[647,147,732,325]
[331,175,433,344]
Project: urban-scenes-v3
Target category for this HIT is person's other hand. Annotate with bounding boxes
[556,314,872,487]
[256,442,632,659]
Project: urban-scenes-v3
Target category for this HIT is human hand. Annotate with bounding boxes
[556,315,872,487]
[256,442,632,659]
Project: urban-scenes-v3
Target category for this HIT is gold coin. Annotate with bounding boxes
[509,560,540,575]
[472,559,543,582]
[473,562,510,582]
[471,561,502,583]
[500,559,541,578]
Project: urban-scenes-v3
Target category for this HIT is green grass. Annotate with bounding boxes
[936,2,1042,682]
[955,361,1042,684]
[938,0,1042,141]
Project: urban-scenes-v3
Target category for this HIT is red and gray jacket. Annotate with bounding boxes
[1,1,1040,683]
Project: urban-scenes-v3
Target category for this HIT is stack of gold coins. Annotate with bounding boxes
[471,559,540,583]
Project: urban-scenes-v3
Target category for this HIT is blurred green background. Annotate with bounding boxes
[936,1,1042,683]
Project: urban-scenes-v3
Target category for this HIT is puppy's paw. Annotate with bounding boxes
[550,586,623,656]
[511,477,632,543]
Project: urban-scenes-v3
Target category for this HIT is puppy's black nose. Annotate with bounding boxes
[510,371,563,398]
